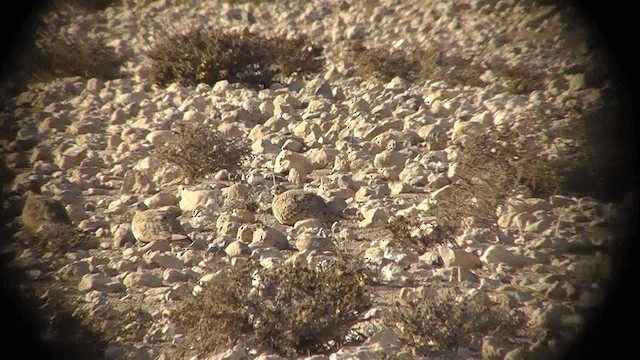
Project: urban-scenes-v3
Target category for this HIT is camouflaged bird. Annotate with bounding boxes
[271,184,343,226]
[131,202,188,243]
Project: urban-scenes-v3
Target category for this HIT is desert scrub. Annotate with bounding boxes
[16,223,100,257]
[346,42,421,82]
[53,0,118,11]
[347,42,484,86]
[9,282,111,359]
[385,214,446,252]
[490,61,545,94]
[22,7,124,82]
[32,37,123,80]
[220,185,262,213]
[155,122,251,181]
[385,287,525,356]
[145,27,324,89]
[422,124,565,244]
[171,252,371,357]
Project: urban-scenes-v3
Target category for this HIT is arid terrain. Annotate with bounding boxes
[0,1,634,359]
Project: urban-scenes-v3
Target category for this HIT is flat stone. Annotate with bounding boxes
[207,343,247,360]
[144,192,177,208]
[363,327,399,348]
[113,224,136,248]
[140,240,171,253]
[78,273,124,293]
[295,234,335,252]
[123,271,164,288]
[274,150,313,175]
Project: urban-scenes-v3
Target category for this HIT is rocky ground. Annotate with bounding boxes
[0,0,633,359]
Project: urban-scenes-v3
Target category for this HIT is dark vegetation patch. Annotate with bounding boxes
[346,42,486,86]
[385,214,448,253]
[145,27,324,89]
[54,0,119,11]
[17,7,124,86]
[15,224,100,258]
[422,128,530,243]
[170,252,371,357]
[490,61,546,94]
[384,286,526,357]
[547,101,634,202]
[30,35,124,81]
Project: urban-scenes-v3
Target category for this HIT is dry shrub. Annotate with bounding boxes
[490,61,546,94]
[416,48,486,87]
[385,214,445,252]
[1,262,110,359]
[385,287,525,356]
[22,8,124,82]
[155,122,251,181]
[33,37,123,80]
[424,129,522,242]
[172,252,370,357]
[53,0,118,11]
[347,43,485,86]
[347,43,421,82]
[18,286,111,359]
[145,27,324,89]
[220,186,263,213]
[423,120,570,243]
[16,223,100,257]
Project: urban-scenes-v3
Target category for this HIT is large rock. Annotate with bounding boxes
[306,147,338,169]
